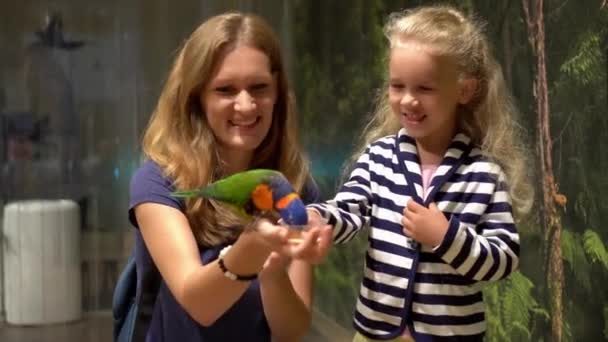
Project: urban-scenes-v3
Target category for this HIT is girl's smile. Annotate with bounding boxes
[402,112,427,125]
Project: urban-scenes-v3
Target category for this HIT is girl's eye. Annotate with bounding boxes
[419,86,434,91]
[390,83,404,90]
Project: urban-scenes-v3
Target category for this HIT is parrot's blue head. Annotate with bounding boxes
[262,173,308,228]
[277,197,308,227]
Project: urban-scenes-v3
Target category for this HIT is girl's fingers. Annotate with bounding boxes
[306,209,327,229]
[402,227,413,238]
[283,225,333,265]
[402,216,412,229]
[407,199,423,212]
[402,216,416,239]
[403,207,416,221]
[311,225,333,264]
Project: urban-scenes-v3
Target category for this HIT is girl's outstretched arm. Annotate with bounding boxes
[307,147,375,244]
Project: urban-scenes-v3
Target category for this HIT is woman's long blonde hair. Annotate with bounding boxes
[356,5,532,217]
[141,12,310,246]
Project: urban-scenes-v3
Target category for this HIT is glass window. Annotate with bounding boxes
[1,1,606,341]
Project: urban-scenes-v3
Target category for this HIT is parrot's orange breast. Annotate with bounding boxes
[251,184,274,211]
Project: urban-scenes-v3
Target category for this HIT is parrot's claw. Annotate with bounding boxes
[286,229,303,245]
[287,238,304,245]
[287,224,307,230]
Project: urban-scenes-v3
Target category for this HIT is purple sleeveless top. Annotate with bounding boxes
[128,160,319,342]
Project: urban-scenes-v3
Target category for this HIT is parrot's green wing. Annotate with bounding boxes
[171,169,281,209]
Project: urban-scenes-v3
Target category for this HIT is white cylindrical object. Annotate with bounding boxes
[3,199,82,325]
[0,208,4,323]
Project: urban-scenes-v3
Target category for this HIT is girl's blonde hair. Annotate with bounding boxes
[357,5,532,217]
[141,12,310,246]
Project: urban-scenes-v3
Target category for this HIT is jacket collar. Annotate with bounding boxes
[394,128,473,204]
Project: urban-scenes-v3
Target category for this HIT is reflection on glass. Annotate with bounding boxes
[0,1,606,341]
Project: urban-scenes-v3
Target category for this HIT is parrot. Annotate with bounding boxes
[171,169,309,228]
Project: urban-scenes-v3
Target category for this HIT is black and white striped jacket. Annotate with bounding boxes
[309,129,519,341]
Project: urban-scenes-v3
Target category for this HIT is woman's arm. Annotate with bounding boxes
[136,202,283,326]
[259,256,313,342]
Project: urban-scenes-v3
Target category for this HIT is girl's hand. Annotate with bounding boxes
[284,209,333,265]
[402,200,449,247]
[305,209,327,230]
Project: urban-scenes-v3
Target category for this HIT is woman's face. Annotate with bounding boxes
[201,45,277,165]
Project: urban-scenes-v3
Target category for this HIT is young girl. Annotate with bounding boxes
[127,12,331,342]
[305,5,532,342]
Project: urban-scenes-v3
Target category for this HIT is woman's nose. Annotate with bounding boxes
[234,90,256,112]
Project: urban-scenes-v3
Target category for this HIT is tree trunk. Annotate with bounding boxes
[500,0,513,89]
[522,1,565,341]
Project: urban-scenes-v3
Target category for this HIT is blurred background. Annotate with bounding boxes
[0,0,606,341]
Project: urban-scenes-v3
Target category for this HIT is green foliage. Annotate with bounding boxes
[561,229,593,293]
[583,229,608,270]
[559,30,605,87]
[540,4,608,340]
[551,18,608,232]
[485,272,548,342]
[605,305,608,339]
[313,233,368,328]
[291,1,391,328]
[292,0,388,153]
[561,228,608,339]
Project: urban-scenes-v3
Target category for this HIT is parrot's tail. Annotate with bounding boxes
[170,190,203,198]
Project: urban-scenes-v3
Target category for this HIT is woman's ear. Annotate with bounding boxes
[270,71,279,100]
[458,78,478,105]
[272,71,279,88]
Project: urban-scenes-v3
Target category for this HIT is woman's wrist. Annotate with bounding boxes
[222,229,271,276]
[259,267,289,283]
[258,254,291,282]
[218,245,258,281]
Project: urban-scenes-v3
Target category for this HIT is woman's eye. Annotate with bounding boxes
[215,86,234,94]
[250,83,269,92]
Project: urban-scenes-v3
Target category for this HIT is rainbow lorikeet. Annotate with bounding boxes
[171,169,308,228]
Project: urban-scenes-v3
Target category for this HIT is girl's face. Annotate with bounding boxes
[388,42,476,148]
[201,45,277,165]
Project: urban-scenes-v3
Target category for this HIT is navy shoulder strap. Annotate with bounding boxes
[112,254,138,342]
[113,230,161,342]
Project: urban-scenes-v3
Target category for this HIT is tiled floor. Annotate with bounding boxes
[0,310,350,342]
[0,312,112,342]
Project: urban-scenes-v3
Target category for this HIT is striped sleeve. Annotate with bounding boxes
[307,149,373,244]
[433,172,520,281]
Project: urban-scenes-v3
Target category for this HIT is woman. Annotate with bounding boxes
[128,12,331,341]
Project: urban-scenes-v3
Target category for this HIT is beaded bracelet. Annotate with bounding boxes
[217,245,258,281]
